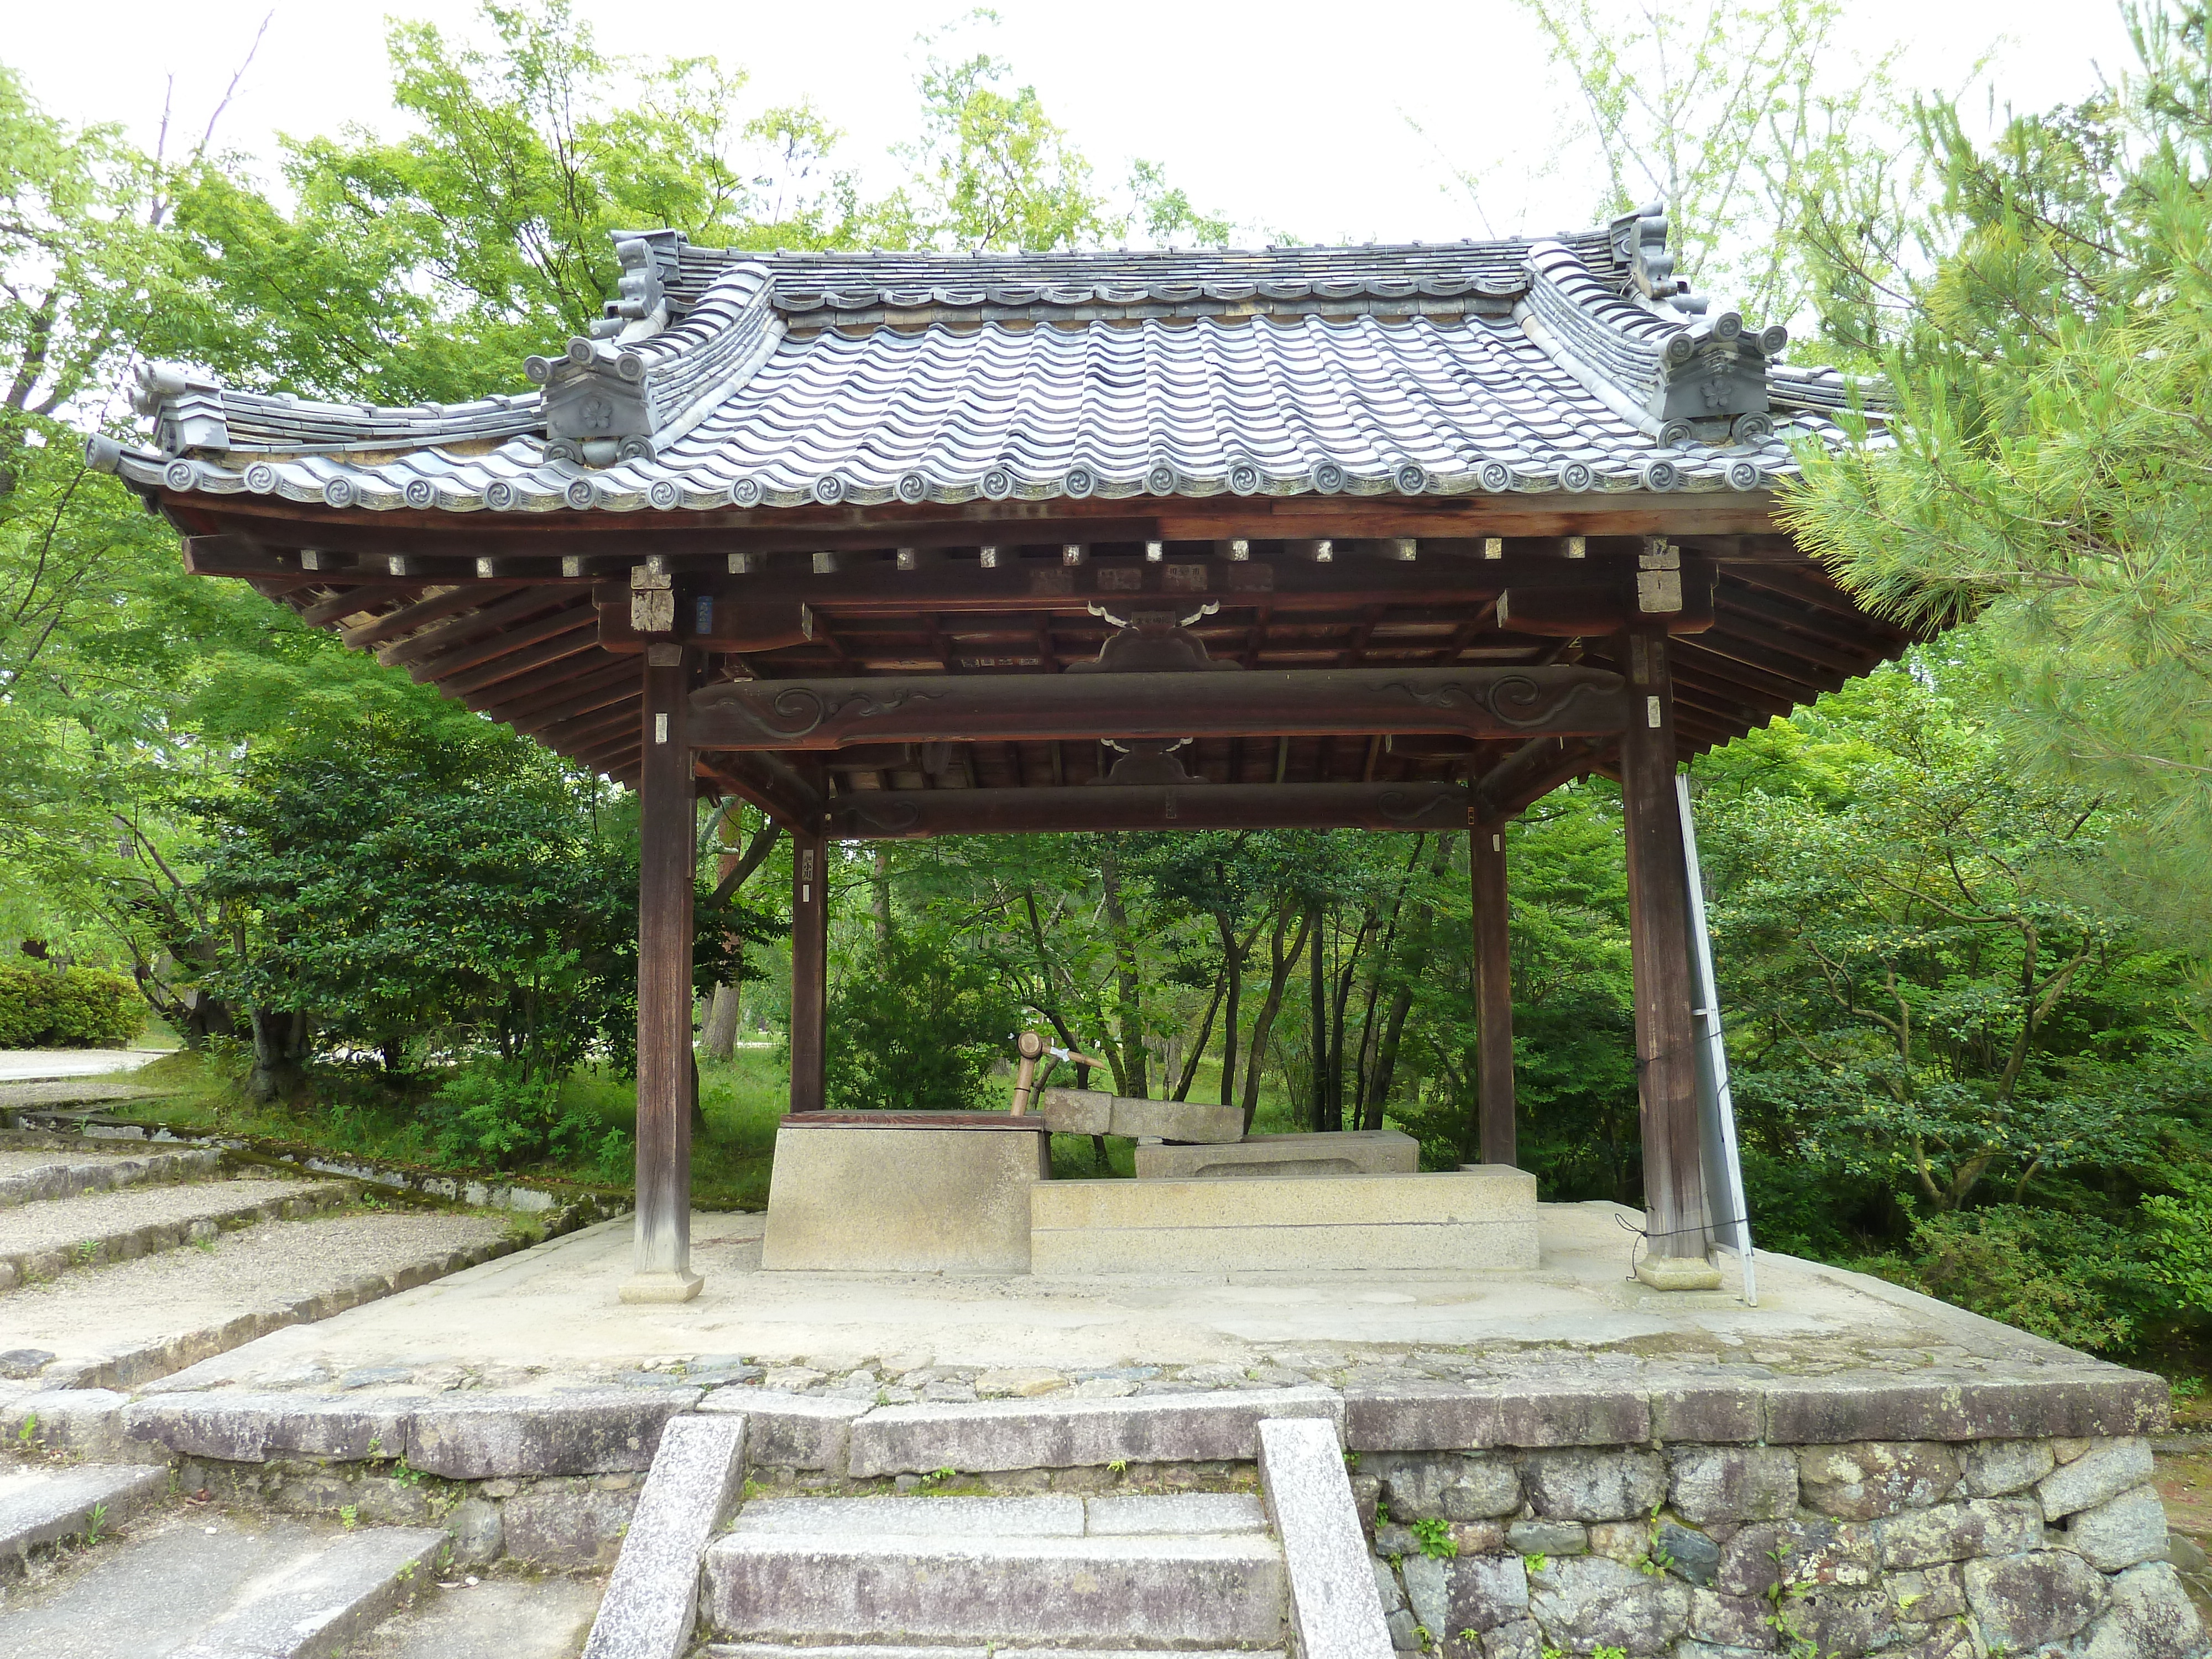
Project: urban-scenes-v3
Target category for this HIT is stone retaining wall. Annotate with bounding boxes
[1359,1437,2188,1658]
[6,1360,2200,1655]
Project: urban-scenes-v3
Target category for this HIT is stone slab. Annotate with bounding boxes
[0,1463,169,1572]
[1084,1493,1269,1534]
[1344,1380,1652,1451]
[2,1387,133,1462]
[702,1530,1286,1647]
[328,1575,604,1659]
[1258,1415,1394,1659]
[1761,1370,2169,1445]
[846,1385,1342,1476]
[128,1390,420,1463]
[698,1390,869,1473]
[1031,1167,1539,1274]
[1133,1129,1420,1181]
[761,1124,1047,1272]
[406,1389,701,1478]
[181,1526,447,1657]
[0,1145,222,1209]
[709,1653,1280,1659]
[583,1413,748,1659]
[730,1496,1085,1537]
[1037,1089,1244,1144]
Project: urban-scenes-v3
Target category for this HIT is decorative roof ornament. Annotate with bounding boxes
[1651,311,1790,447]
[1609,203,1707,316]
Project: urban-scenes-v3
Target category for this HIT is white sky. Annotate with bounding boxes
[6,0,2128,253]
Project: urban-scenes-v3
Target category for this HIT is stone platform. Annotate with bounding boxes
[3,1201,2198,1659]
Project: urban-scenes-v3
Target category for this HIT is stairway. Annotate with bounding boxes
[702,1493,1290,1653]
[0,1468,447,1658]
[0,1134,512,1390]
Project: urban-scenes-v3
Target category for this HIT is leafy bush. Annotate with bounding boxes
[0,963,143,1048]
[1866,1206,2146,1354]
[823,933,1017,1112]
[424,1062,623,1171]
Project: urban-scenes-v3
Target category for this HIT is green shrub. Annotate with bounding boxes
[424,1062,624,1171]
[823,933,1017,1113]
[0,963,144,1048]
[1868,1205,2144,1353]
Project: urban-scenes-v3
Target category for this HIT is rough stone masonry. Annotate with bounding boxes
[1363,1434,2197,1658]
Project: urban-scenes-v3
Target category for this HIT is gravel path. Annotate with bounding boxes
[0,1208,512,1363]
[0,1175,326,1254]
[0,1081,163,1107]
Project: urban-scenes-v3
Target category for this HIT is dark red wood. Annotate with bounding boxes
[691,666,1627,751]
[789,830,829,1114]
[1472,822,1516,1166]
[631,647,698,1295]
[823,781,1469,838]
[1618,631,1709,1259]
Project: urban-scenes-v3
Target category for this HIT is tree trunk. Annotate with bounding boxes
[1308,906,1328,1132]
[246,1005,305,1103]
[870,848,894,947]
[1098,840,1148,1100]
[1245,905,1313,1132]
[701,982,740,1061]
[1175,969,1226,1102]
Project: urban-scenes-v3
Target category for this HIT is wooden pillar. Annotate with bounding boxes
[622,645,702,1303]
[1471,822,1516,1166]
[1619,630,1710,1259]
[789,828,828,1114]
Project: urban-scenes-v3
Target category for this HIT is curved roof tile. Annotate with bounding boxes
[90,212,1881,512]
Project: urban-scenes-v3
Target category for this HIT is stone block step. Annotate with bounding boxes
[0,1175,353,1288]
[703,1493,1287,1648]
[726,1492,1270,1538]
[0,1207,517,1390]
[335,1575,606,1658]
[708,1648,1287,1658]
[181,1524,448,1657]
[0,1510,444,1658]
[0,1144,222,1209]
[0,1462,169,1576]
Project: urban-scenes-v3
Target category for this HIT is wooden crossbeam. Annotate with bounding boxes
[690,666,1628,751]
[822,781,1471,838]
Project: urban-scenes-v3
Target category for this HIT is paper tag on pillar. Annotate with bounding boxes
[633,587,677,633]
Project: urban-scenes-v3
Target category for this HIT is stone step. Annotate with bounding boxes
[0,1144,223,1210]
[707,1648,1288,1658]
[0,1461,169,1576]
[0,1207,519,1391]
[0,1509,445,1658]
[333,1575,606,1658]
[702,1493,1287,1649]
[0,1175,353,1289]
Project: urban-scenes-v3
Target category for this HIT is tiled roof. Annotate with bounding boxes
[88,208,1884,515]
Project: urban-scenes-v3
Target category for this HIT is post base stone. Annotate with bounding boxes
[619,1269,705,1304]
[1635,1254,1722,1291]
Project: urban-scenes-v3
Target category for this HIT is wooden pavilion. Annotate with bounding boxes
[90,206,1906,1300]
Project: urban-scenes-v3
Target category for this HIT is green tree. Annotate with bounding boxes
[1503,0,1899,320]
[1788,1,2212,940]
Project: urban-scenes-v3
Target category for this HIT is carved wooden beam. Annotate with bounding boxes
[690,666,1627,751]
[823,781,1472,838]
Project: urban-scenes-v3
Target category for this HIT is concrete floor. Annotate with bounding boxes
[145,1201,2070,1390]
